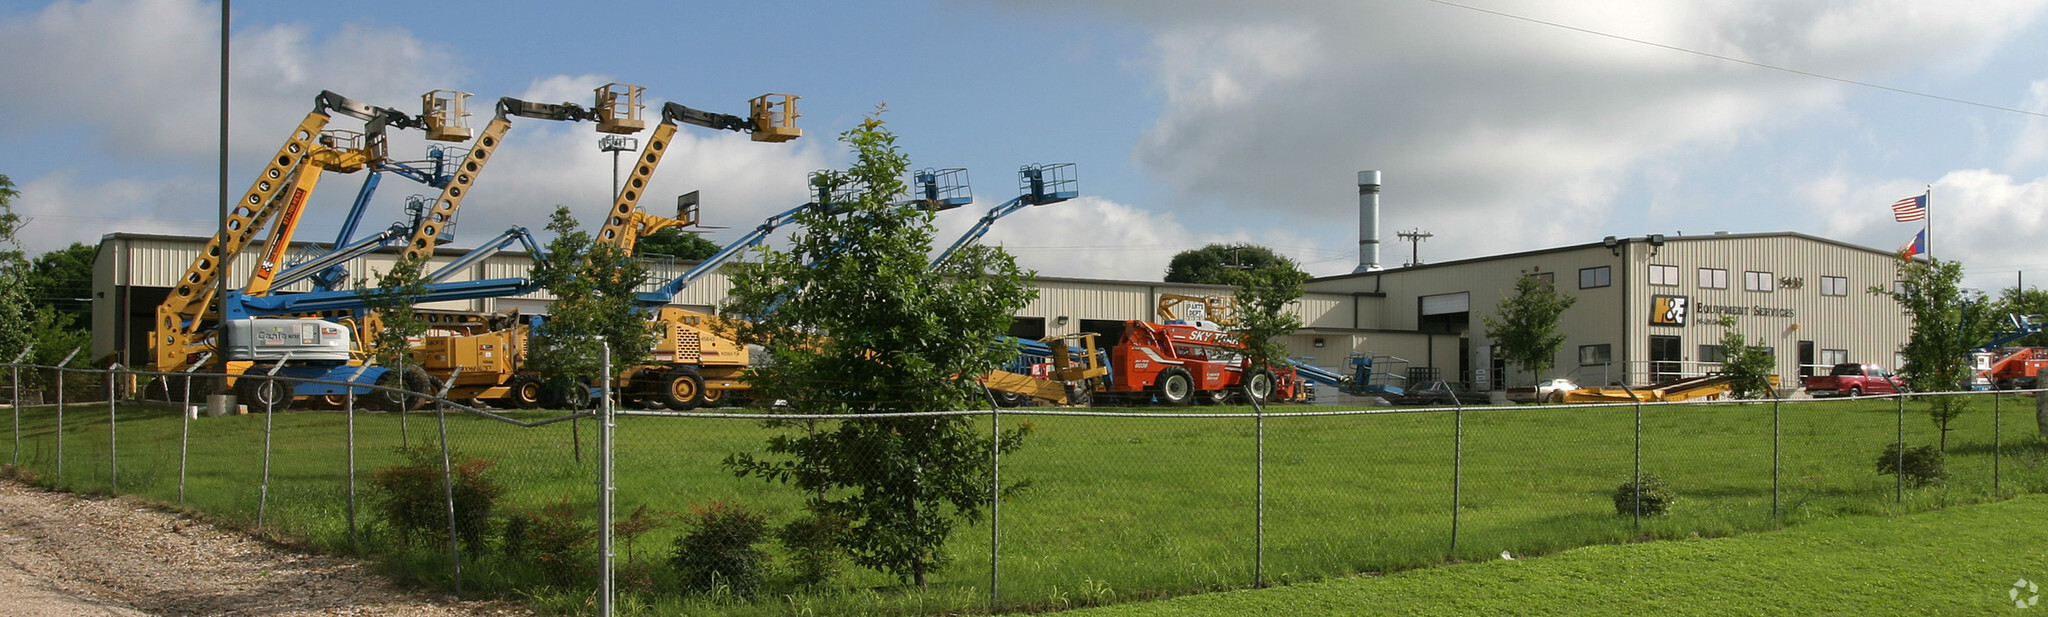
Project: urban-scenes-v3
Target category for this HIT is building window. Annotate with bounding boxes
[1579,266,1611,289]
[1529,272,1555,287]
[1820,275,1848,296]
[1648,264,1679,286]
[1698,267,1728,289]
[1579,344,1612,366]
[1698,344,1725,364]
[1894,281,1909,296]
[1821,349,1848,367]
[1745,270,1775,292]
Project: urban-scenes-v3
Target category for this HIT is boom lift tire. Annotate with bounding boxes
[989,389,1028,408]
[1155,367,1195,406]
[372,366,437,412]
[503,374,545,409]
[699,387,726,408]
[661,367,705,411]
[1244,369,1276,404]
[237,375,296,413]
[1063,381,1095,407]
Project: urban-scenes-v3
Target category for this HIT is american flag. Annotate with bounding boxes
[1891,194,1927,222]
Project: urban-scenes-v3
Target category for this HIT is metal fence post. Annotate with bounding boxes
[257,355,290,530]
[54,348,79,488]
[597,342,614,617]
[435,368,464,595]
[107,363,122,491]
[1771,393,1782,521]
[1450,397,1463,557]
[979,385,1002,609]
[177,356,207,504]
[10,345,29,468]
[1895,391,1905,505]
[1993,389,2002,496]
[1249,388,1267,588]
[1619,383,1643,538]
[346,365,366,555]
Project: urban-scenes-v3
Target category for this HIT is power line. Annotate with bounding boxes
[1422,0,2048,119]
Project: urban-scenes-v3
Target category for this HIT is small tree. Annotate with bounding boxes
[1223,255,1308,374]
[526,206,652,404]
[720,108,1036,587]
[1482,274,1578,386]
[1712,316,1777,399]
[356,254,432,370]
[1165,243,1289,284]
[1871,257,1997,452]
[635,227,721,260]
[0,173,32,362]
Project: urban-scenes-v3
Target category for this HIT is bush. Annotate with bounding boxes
[669,501,770,597]
[1612,474,1676,516]
[368,445,504,549]
[1876,442,1947,487]
[501,497,596,587]
[777,511,849,587]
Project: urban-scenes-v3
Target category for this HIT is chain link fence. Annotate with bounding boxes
[6,359,2047,616]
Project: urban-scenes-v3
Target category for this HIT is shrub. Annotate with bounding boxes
[777,510,850,587]
[502,497,596,587]
[669,501,770,597]
[1876,442,1947,487]
[1612,474,1675,516]
[368,445,504,549]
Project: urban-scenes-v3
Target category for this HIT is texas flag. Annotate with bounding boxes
[1898,229,1926,260]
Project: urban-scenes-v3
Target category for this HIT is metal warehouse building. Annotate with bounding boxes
[93,229,1911,390]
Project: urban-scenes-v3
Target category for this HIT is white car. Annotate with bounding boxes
[1506,378,1580,404]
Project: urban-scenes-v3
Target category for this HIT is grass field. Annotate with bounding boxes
[5,391,2047,616]
[1043,492,2048,616]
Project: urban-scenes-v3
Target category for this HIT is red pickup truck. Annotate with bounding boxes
[1803,363,1902,397]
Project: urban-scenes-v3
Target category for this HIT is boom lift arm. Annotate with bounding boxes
[594,95,801,253]
[153,90,456,372]
[932,163,1078,266]
[397,84,648,264]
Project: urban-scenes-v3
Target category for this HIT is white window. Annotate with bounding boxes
[1579,266,1611,289]
[1698,268,1728,289]
[1649,264,1679,286]
[1821,349,1848,366]
[1820,275,1848,296]
[1745,271,1775,292]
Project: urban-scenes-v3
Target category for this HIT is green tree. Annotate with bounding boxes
[1165,243,1288,284]
[1711,316,1777,399]
[1482,274,1578,386]
[1872,257,1998,452]
[1995,285,2048,347]
[1223,255,1308,395]
[356,254,432,370]
[635,227,720,261]
[526,206,652,406]
[720,109,1035,587]
[26,242,94,329]
[0,173,35,363]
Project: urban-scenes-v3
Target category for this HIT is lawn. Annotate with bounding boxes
[1042,492,2048,616]
[5,391,2046,616]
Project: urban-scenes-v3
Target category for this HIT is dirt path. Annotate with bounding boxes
[0,479,530,617]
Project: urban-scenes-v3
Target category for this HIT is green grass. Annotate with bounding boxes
[5,392,2047,616]
[1042,492,2048,616]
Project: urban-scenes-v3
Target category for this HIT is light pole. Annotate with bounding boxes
[599,135,639,198]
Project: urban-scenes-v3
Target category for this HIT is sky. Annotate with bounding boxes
[3,0,2048,290]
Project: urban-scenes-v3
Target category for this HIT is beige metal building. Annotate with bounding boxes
[93,230,1910,389]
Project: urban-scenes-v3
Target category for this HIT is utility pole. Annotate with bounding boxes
[1398,228,1433,267]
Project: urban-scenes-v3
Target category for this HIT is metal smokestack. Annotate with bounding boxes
[1355,170,1382,273]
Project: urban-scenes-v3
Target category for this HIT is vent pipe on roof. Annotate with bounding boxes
[1355,170,1382,273]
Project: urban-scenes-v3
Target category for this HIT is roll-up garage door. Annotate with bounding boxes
[1419,292,1469,316]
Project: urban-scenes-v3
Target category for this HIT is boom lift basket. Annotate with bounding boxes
[595,83,648,135]
[422,90,474,142]
[749,93,802,142]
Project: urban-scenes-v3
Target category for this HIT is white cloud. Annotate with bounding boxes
[2007,79,2048,169]
[1006,0,2048,268]
[1811,168,2048,288]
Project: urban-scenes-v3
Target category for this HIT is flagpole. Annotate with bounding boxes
[1924,187,1932,260]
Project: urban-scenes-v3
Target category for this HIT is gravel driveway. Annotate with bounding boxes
[0,479,530,617]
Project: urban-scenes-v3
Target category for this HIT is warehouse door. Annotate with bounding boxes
[1649,335,1682,384]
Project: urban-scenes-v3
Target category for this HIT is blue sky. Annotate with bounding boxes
[3,0,2047,288]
